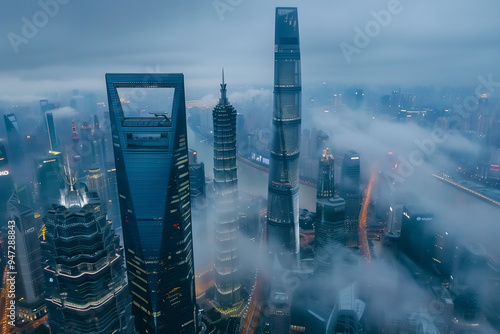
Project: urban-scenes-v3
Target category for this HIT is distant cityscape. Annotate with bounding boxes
[1,5,500,334]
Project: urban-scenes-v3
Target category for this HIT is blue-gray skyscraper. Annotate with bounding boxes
[267,7,302,268]
[212,71,241,308]
[315,149,345,271]
[0,143,15,223]
[7,193,46,322]
[45,112,60,152]
[340,150,360,248]
[4,113,25,173]
[106,73,197,334]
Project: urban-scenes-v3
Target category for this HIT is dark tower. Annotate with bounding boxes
[45,112,60,152]
[41,164,134,334]
[3,113,25,173]
[267,7,302,268]
[340,150,361,248]
[0,143,15,223]
[212,70,241,308]
[7,193,46,322]
[317,148,335,198]
[315,149,346,271]
[106,73,197,334]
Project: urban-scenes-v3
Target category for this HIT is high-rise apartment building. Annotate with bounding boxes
[212,72,241,308]
[106,73,197,334]
[267,7,302,268]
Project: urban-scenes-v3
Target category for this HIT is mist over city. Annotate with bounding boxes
[1,1,500,334]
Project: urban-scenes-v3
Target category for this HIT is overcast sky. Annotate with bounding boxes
[1,0,500,101]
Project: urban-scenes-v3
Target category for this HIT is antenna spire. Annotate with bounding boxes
[219,68,228,105]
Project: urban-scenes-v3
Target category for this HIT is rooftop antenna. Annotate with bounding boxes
[220,68,228,105]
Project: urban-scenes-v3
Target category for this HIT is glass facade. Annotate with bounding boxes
[106,73,197,334]
[317,149,335,199]
[0,143,15,223]
[339,150,361,248]
[7,193,45,315]
[212,74,241,308]
[3,113,25,175]
[41,186,134,334]
[45,112,60,152]
[315,149,346,271]
[267,7,302,268]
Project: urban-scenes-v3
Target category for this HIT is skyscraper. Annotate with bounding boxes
[0,143,15,223]
[315,149,346,271]
[41,166,134,334]
[188,149,206,210]
[4,113,25,173]
[36,153,65,210]
[399,205,434,267]
[7,193,46,322]
[106,73,197,334]
[317,149,335,199]
[45,112,60,152]
[340,150,361,248]
[267,7,302,268]
[86,164,107,205]
[212,71,241,308]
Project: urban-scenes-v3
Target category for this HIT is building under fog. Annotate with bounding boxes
[106,73,197,333]
[36,152,65,210]
[188,149,206,209]
[41,166,134,334]
[7,193,46,322]
[0,143,15,223]
[3,113,25,171]
[306,283,365,334]
[267,6,302,269]
[212,72,242,308]
[399,205,435,267]
[315,149,346,272]
[339,150,361,248]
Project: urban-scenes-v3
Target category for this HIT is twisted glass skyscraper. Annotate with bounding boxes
[106,74,197,334]
[267,7,302,268]
[212,72,241,308]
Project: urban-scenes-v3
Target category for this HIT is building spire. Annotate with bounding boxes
[219,68,228,105]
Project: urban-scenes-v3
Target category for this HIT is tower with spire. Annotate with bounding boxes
[41,157,135,334]
[212,70,242,309]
